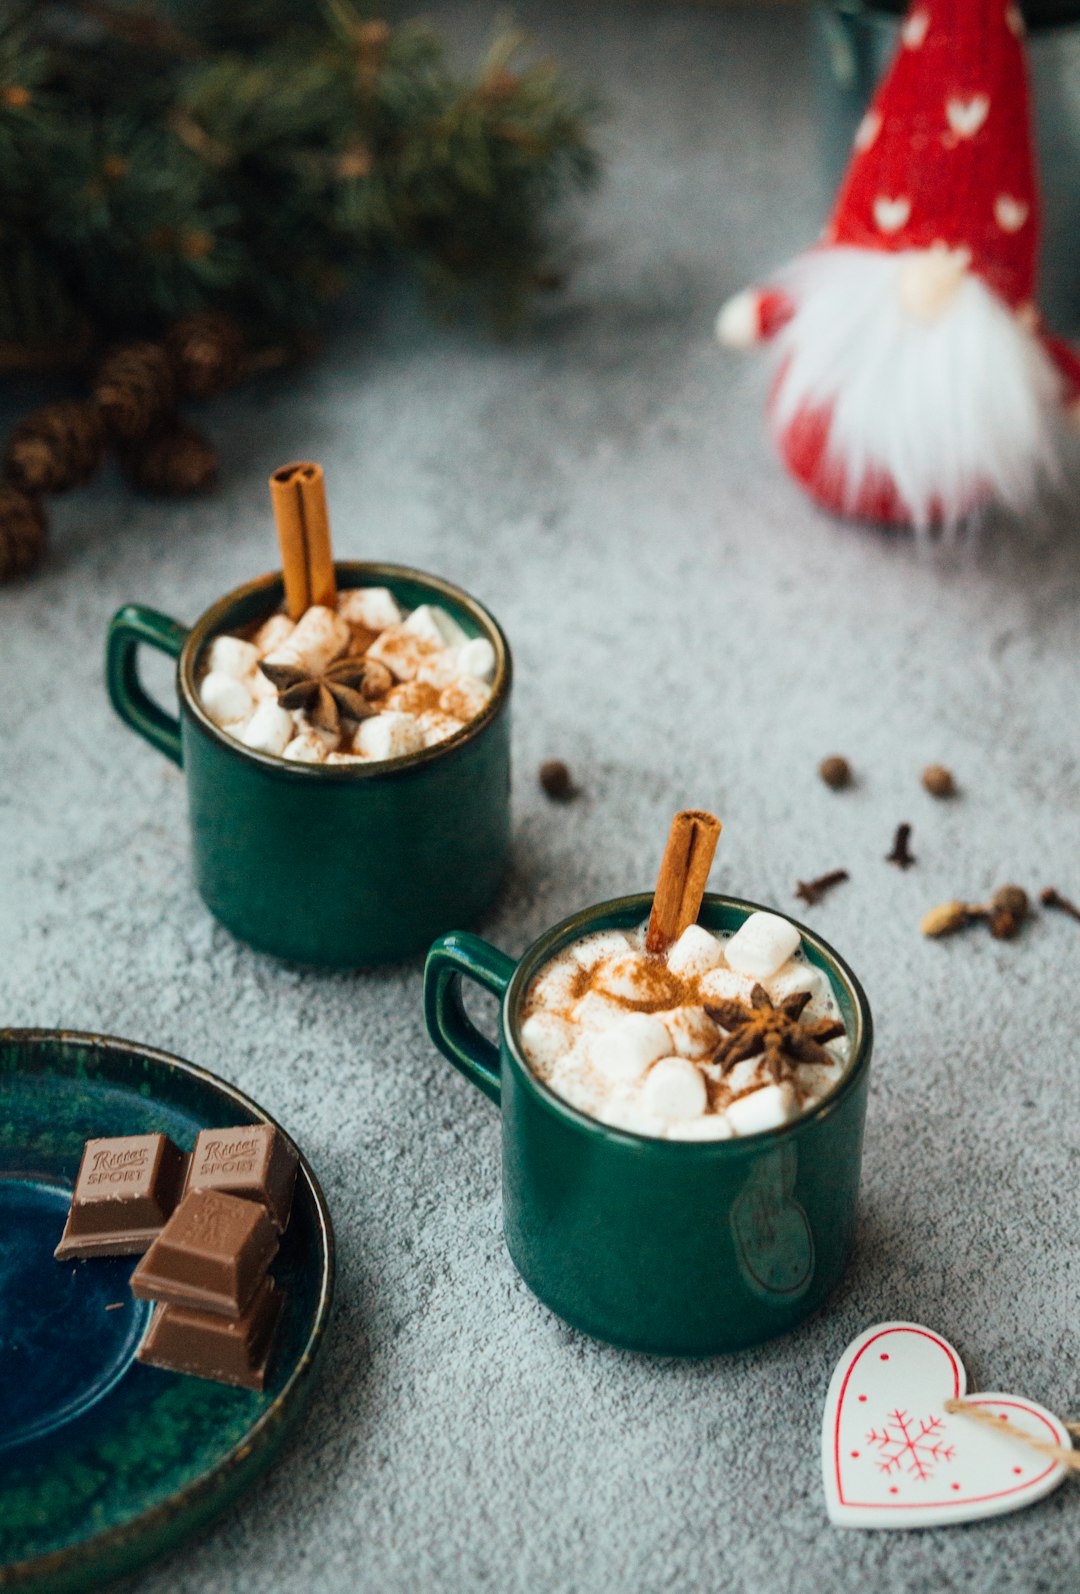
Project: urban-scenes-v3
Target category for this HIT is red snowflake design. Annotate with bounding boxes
[866,1409,956,1482]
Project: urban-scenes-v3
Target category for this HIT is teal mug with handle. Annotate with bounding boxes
[424,894,874,1355]
[107,562,512,967]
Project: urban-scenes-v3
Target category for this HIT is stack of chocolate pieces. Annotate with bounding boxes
[55,1122,298,1391]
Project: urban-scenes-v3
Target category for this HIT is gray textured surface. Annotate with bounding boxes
[3,5,1080,1591]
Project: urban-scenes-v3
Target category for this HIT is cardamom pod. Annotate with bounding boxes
[921,901,971,938]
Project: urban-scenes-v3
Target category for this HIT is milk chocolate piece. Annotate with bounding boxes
[131,1189,278,1318]
[137,1277,283,1390]
[55,1134,187,1260]
[184,1123,298,1231]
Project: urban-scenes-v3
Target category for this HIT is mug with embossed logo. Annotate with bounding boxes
[424,893,873,1355]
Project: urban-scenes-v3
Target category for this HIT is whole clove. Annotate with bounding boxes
[1041,886,1080,925]
[795,869,850,907]
[886,823,916,869]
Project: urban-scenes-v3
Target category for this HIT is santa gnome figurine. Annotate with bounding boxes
[717,0,1080,530]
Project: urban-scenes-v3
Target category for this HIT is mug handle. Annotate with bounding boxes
[424,932,517,1106]
[106,604,190,768]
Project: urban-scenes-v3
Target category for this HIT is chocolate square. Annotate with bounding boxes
[137,1277,283,1390]
[54,1133,187,1260]
[131,1189,278,1318]
[184,1123,298,1232]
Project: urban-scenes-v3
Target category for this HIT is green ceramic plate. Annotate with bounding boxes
[0,1030,335,1594]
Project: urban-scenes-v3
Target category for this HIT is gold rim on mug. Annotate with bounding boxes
[179,562,512,779]
[499,892,874,1152]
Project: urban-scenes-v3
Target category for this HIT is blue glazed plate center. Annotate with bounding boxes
[0,1178,150,1451]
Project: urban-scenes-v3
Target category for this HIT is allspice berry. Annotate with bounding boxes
[819,755,852,791]
[991,884,1029,918]
[922,764,956,799]
[539,760,574,801]
[988,884,1028,940]
[921,901,971,938]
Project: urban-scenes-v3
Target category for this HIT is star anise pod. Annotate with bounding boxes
[259,656,392,732]
[704,984,846,1084]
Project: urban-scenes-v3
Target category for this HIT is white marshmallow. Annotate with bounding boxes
[588,1014,671,1085]
[765,960,831,1010]
[667,924,725,978]
[527,959,581,1012]
[353,711,425,761]
[572,930,633,971]
[439,677,491,723]
[325,751,365,764]
[724,912,801,979]
[724,1058,767,1096]
[290,711,338,747]
[668,1116,734,1142]
[594,953,668,1004]
[641,1057,707,1121]
[418,711,466,748]
[457,636,497,682]
[263,605,349,676]
[200,671,254,727]
[415,650,464,689]
[656,1005,720,1059]
[366,625,436,682]
[282,732,328,764]
[726,1082,798,1136]
[336,587,403,631]
[698,966,756,1005]
[238,700,294,757]
[205,635,259,679]
[403,603,468,649]
[250,669,278,702]
[519,1012,577,1072]
[572,990,631,1030]
[252,613,295,656]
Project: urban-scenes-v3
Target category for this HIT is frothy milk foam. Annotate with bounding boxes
[519,912,850,1140]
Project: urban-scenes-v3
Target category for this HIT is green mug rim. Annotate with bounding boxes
[500,893,874,1154]
[178,562,512,780]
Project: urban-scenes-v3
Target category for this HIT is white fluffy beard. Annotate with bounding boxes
[768,247,1064,530]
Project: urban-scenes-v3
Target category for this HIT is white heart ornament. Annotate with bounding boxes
[822,1322,1071,1529]
[873,196,911,234]
[946,94,990,138]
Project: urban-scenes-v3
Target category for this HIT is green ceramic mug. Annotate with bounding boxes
[424,894,873,1355]
[106,562,512,966]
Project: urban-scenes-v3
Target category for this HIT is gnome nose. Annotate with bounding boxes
[897,245,973,324]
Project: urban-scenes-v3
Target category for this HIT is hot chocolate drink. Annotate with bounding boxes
[519,811,850,1140]
[197,591,495,765]
[521,912,850,1139]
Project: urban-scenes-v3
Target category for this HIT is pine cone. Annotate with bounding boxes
[93,342,177,440]
[166,312,246,400]
[118,420,218,496]
[0,485,46,582]
[3,401,106,494]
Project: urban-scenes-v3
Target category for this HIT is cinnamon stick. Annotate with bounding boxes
[646,810,722,954]
[269,461,337,619]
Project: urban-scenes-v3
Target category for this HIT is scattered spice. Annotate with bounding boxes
[921,901,973,938]
[705,985,846,1082]
[988,883,1029,940]
[922,764,956,799]
[795,869,849,907]
[1041,886,1080,925]
[259,656,390,733]
[104,1301,124,1311]
[819,755,852,790]
[886,822,915,869]
[539,759,575,801]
